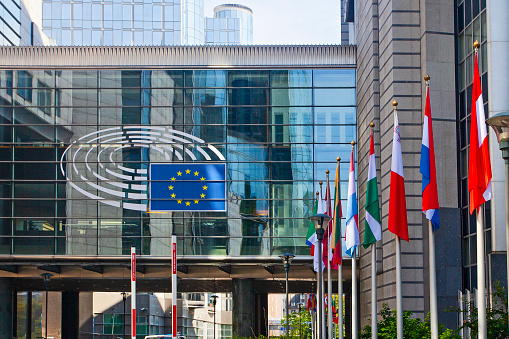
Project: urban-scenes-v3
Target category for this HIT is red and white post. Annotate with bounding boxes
[131,247,136,339]
[172,235,177,338]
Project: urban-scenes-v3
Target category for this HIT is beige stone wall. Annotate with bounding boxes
[356,0,457,328]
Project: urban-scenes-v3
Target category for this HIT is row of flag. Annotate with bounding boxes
[304,42,492,339]
[304,50,492,271]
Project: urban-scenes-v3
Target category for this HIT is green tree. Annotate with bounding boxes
[281,309,312,338]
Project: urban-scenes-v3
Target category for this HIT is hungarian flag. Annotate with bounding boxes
[468,51,492,214]
[331,161,343,266]
[388,110,409,241]
[420,84,440,230]
[345,147,360,257]
[363,129,382,248]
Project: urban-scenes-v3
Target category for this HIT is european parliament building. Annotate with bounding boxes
[0,45,357,338]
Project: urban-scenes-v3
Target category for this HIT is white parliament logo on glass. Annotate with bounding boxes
[60,126,225,211]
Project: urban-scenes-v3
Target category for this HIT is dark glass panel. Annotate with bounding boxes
[121,70,141,88]
[228,88,268,106]
[14,183,54,198]
[14,200,54,217]
[13,237,54,254]
[472,0,479,18]
[313,69,356,87]
[0,235,10,254]
[228,70,269,88]
[0,105,12,123]
[460,119,467,149]
[121,89,141,106]
[459,90,466,120]
[469,208,476,234]
[122,106,142,125]
[465,0,472,24]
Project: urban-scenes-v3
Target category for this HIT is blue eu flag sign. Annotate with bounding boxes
[149,163,227,212]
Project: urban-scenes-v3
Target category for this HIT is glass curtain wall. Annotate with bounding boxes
[456,0,489,291]
[0,68,356,257]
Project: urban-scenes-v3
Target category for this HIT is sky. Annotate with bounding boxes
[203,0,341,45]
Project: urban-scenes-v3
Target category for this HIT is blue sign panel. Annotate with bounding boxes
[149,163,227,212]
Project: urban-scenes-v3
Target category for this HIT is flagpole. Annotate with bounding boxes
[371,245,377,338]
[352,249,358,339]
[477,207,487,339]
[428,219,438,339]
[319,181,326,339]
[326,170,333,339]
[337,156,344,339]
[368,122,378,339]
[395,236,403,339]
[315,191,322,339]
[349,141,358,339]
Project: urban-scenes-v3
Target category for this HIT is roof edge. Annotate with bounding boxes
[0,45,357,68]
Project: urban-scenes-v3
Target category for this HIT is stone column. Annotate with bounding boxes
[0,278,13,338]
[232,279,256,337]
[62,291,80,339]
[487,0,509,256]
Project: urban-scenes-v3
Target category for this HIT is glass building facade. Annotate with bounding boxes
[205,4,253,45]
[0,0,21,45]
[0,67,355,257]
[41,0,202,46]
[456,0,490,291]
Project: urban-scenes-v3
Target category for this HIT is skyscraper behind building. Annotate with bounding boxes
[1,0,51,46]
[40,0,253,46]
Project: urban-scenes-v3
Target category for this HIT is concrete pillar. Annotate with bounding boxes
[232,279,256,337]
[62,291,80,339]
[79,292,94,337]
[254,292,268,337]
[0,278,13,338]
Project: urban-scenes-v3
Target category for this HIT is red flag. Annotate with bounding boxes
[388,110,409,241]
[468,52,492,214]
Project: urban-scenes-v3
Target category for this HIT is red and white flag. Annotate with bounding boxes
[468,51,492,214]
[388,110,409,241]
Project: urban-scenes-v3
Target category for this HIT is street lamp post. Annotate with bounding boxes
[121,292,127,339]
[297,302,304,338]
[486,111,509,332]
[279,253,295,339]
[41,273,53,339]
[210,295,218,339]
[309,213,332,339]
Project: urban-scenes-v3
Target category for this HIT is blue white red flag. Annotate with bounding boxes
[345,147,359,257]
[420,85,440,230]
